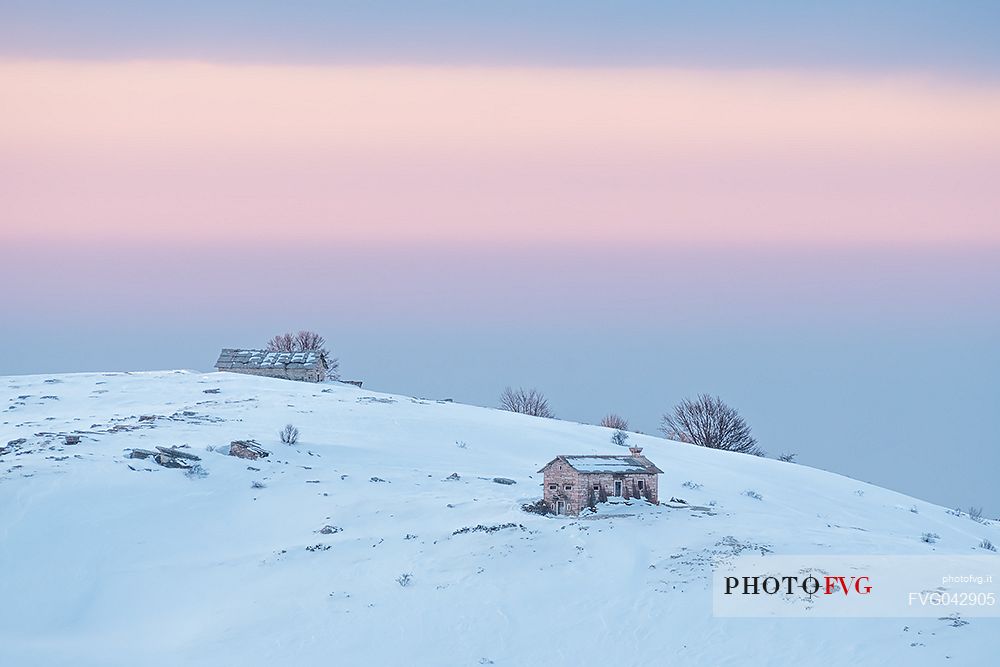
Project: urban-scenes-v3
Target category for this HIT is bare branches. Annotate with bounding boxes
[266,332,296,352]
[600,413,629,430]
[266,330,340,380]
[499,387,554,418]
[279,424,299,445]
[267,330,326,353]
[294,330,326,352]
[660,394,762,456]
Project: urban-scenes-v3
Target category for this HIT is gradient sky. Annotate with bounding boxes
[1,3,998,514]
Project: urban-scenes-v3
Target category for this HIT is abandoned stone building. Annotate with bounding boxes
[214,348,329,383]
[538,447,662,516]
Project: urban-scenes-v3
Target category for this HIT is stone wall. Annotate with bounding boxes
[217,367,325,383]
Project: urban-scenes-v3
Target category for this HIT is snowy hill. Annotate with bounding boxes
[1,371,997,666]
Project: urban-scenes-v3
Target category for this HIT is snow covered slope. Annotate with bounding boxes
[1,371,997,666]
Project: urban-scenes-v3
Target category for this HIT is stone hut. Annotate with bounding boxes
[214,348,328,383]
[538,447,662,516]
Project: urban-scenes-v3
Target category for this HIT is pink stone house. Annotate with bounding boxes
[538,447,662,516]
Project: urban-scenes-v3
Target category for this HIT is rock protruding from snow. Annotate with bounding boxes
[126,448,157,460]
[154,454,189,469]
[229,440,269,460]
[155,446,201,461]
[126,446,201,470]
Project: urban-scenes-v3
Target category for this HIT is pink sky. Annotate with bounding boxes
[2,60,999,247]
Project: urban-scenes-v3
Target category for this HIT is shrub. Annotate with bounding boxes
[453,523,524,535]
[969,507,984,523]
[921,532,940,544]
[744,490,762,501]
[777,452,796,463]
[396,573,412,587]
[660,394,763,456]
[682,481,703,490]
[600,413,629,430]
[184,465,208,479]
[251,480,266,489]
[522,499,551,515]
[980,538,997,552]
[498,387,554,418]
[280,423,299,445]
[611,429,629,447]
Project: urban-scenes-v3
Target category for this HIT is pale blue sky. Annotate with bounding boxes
[1,1,998,73]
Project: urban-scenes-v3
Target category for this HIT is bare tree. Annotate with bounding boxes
[498,387,554,418]
[660,394,762,456]
[600,413,629,430]
[266,330,340,380]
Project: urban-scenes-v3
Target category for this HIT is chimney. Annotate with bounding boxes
[629,446,643,456]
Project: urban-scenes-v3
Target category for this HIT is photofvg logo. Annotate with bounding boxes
[724,573,872,597]
[713,555,999,618]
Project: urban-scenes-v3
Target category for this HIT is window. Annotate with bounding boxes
[549,484,556,490]
[637,480,644,490]
[564,484,572,490]
[593,485,600,491]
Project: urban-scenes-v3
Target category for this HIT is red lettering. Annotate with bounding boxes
[823,575,872,595]
[824,576,842,595]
